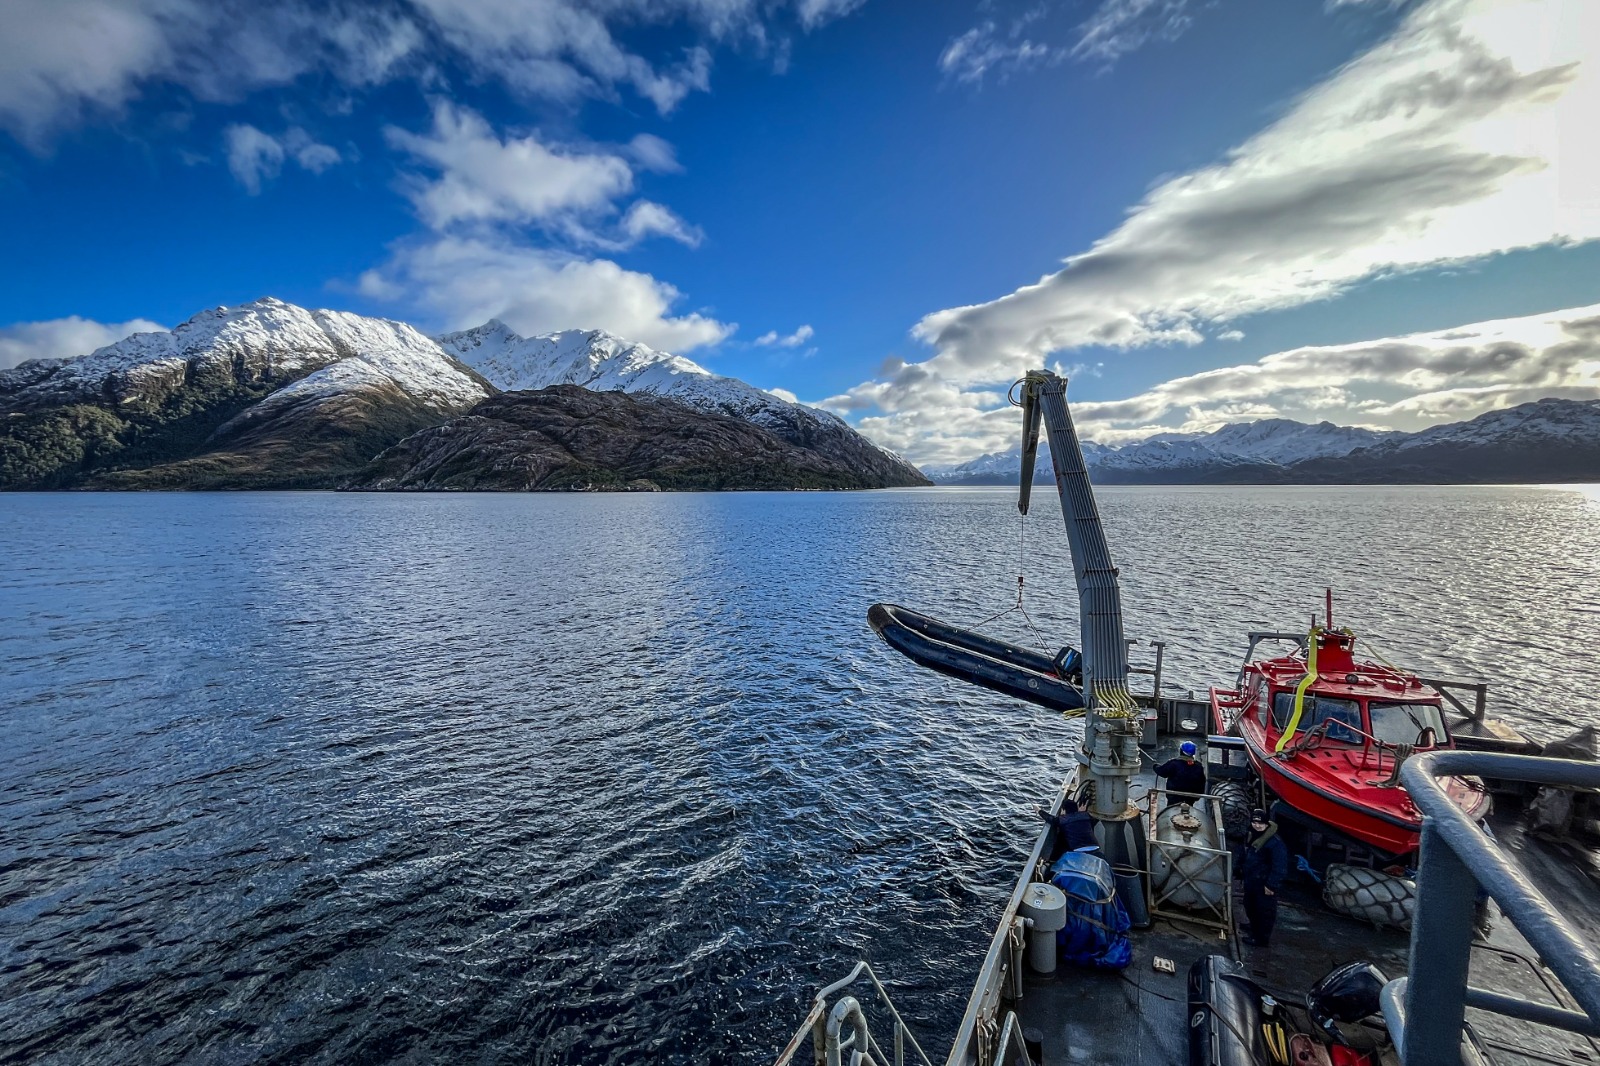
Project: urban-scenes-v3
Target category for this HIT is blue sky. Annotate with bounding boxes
[1,0,1597,465]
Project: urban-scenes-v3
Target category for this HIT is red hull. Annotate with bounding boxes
[1223,689,1491,858]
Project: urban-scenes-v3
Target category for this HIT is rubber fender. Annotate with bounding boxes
[1187,953,1268,1066]
[1322,864,1415,931]
[1211,780,1254,843]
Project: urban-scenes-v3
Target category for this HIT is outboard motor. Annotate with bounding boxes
[1052,646,1082,683]
[1307,961,1390,1048]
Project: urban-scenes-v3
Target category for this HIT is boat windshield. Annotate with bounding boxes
[1271,692,1363,743]
[1368,701,1448,747]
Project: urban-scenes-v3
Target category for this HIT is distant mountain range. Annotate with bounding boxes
[925,402,1600,485]
[0,298,927,491]
[928,396,1600,483]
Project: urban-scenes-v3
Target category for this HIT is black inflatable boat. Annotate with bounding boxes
[866,603,1086,713]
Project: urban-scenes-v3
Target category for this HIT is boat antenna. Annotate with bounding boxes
[1326,586,1334,630]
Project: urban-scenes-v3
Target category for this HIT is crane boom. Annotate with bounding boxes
[1017,370,1142,827]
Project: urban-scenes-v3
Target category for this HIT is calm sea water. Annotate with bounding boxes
[3,486,1598,1064]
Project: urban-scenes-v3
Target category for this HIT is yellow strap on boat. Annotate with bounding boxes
[1275,625,1319,753]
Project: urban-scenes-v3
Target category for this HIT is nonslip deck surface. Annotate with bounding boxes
[1007,741,1599,1066]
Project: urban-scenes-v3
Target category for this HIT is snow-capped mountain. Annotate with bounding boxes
[438,321,926,486]
[925,402,1600,485]
[0,299,927,490]
[1,297,485,413]
[1293,398,1600,483]
[0,298,491,489]
[1197,419,1402,464]
[1388,398,1600,452]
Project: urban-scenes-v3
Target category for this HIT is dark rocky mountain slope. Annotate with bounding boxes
[345,386,914,491]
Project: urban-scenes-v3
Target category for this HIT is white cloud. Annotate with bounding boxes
[755,324,815,347]
[1072,0,1195,64]
[843,0,1600,461]
[828,303,1600,465]
[767,386,800,403]
[365,103,720,353]
[1069,303,1600,431]
[627,133,683,173]
[924,0,1599,376]
[620,200,703,247]
[0,0,865,141]
[0,315,166,370]
[939,22,1054,85]
[796,0,866,31]
[385,101,633,230]
[224,123,341,193]
[0,1,428,144]
[358,235,734,353]
[224,124,284,194]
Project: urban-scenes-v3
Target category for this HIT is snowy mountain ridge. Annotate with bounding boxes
[0,297,927,489]
[438,321,852,432]
[927,401,1600,484]
[0,296,487,411]
[438,320,926,485]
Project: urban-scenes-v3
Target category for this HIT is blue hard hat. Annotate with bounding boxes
[1180,741,1198,757]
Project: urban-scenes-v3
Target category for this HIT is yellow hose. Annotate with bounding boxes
[1275,625,1319,753]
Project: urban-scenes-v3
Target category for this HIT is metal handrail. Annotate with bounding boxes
[989,1011,1035,1066]
[774,959,938,1066]
[1383,752,1600,1066]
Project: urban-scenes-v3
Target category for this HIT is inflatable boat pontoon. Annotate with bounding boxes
[867,602,1086,714]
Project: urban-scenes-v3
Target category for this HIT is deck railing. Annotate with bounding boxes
[773,959,937,1066]
[1383,752,1600,1066]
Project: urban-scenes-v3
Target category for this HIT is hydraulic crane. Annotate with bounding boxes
[1017,370,1146,864]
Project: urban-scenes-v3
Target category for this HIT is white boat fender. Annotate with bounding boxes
[1322,863,1415,931]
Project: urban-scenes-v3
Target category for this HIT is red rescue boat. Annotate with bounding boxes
[1209,592,1490,859]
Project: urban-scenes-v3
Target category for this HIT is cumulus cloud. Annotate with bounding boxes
[385,101,632,230]
[830,304,1600,465]
[0,1,423,144]
[358,235,734,353]
[0,0,864,142]
[361,101,723,351]
[755,324,815,347]
[619,200,703,247]
[1069,304,1600,431]
[224,124,342,193]
[0,315,166,369]
[845,0,1600,462]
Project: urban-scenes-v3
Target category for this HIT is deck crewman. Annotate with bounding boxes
[1154,741,1207,802]
[1241,808,1288,947]
[1037,798,1099,853]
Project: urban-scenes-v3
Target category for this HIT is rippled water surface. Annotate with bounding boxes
[3,486,1598,1064]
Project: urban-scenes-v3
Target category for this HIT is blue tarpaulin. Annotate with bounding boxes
[1049,851,1132,970]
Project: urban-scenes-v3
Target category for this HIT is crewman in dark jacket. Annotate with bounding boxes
[1037,798,1099,854]
[1155,741,1206,800]
[1241,808,1289,947]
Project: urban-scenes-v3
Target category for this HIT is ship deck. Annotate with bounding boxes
[1008,738,1600,1066]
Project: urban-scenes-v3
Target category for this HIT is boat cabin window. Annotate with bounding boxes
[1270,692,1363,742]
[1368,701,1448,747]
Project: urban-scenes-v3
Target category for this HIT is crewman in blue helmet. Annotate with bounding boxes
[1155,740,1207,801]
